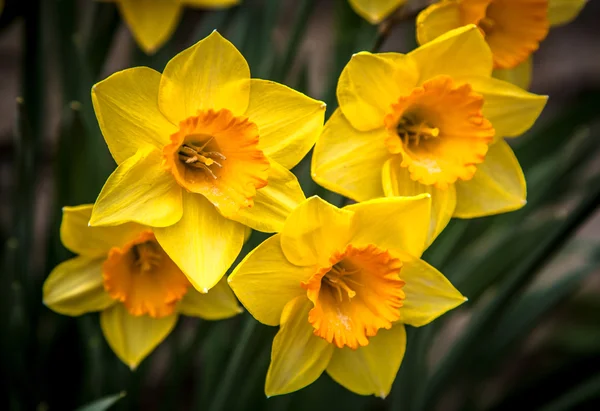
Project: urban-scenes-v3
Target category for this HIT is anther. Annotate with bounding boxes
[325,264,361,301]
[178,136,226,179]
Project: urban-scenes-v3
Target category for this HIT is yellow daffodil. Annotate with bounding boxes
[312,26,547,245]
[89,31,325,292]
[348,0,407,24]
[43,205,242,369]
[229,195,466,397]
[416,0,587,88]
[108,0,240,54]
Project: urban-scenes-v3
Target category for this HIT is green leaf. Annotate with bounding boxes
[75,392,126,411]
[415,177,600,411]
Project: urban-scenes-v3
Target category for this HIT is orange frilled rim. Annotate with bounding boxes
[301,244,405,350]
[384,75,494,189]
[163,108,270,216]
[459,0,549,69]
[103,230,191,318]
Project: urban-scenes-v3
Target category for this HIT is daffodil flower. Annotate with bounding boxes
[43,205,242,369]
[348,0,407,24]
[107,0,240,54]
[229,195,466,397]
[312,26,547,245]
[416,0,587,88]
[89,31,325,292]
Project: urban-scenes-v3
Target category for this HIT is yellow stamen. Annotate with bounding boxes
[397,117,441,147]
[323,264,361,301]
[177,137,226,178]
[132,241,162,272]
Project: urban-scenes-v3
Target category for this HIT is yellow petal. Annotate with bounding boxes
[345,194,431,259]
[280,196,355,267]
[61,205,146,258]
[246,79,326,169]
[228,160,306,233]
[158,31,250,124]
[265,296,334,397]
[43,257,115,316]
[548,0,587,26]
[100,304,177,369]
[177,277,242,320]
[409,25,492,84]
[337,52,418,131]
[466,76,547,139]
[493,57,533,90]
[326,324,406,398]
[312,109,390,202]
[154,192,246,292]
[382,157,457,247]
[90,147,183,227]
[348,0,407,24]
[117,0,181,54]
[454,140,526,218]
[400,255,466,327]
[92,67,177,165]
[182,0,240,7]
[416,1,462,45]
[228,234,315,326]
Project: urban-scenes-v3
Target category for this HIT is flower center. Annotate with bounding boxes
[396,113,441,148]
[384,75,495,189]
[163,109,270,216]
[459,0,550,69]
[301,244,404,349]
[177,136,226,180]
[103,230,191,318]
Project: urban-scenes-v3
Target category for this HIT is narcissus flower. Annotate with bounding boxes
[312,26,547,245]
[416,0,587,88]
[348,0,407,24]
[229,195,466,397]
[108,0,240,54]
[90,31,325,291]
[43,205,242,369]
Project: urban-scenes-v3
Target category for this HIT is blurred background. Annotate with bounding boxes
[1,0,599,410]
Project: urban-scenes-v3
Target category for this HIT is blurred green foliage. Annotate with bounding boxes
[1,0,599,410]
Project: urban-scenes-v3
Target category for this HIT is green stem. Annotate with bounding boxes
[207,317,258,411]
